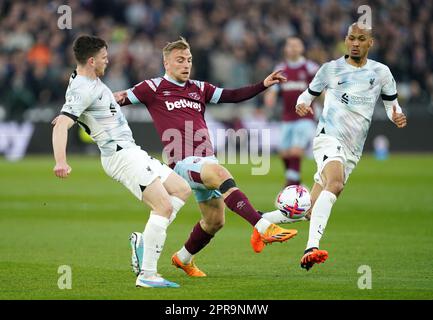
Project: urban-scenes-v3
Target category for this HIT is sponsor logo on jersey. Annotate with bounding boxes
[341,93,349,104]
[165,99,202,112]
[340,93,374,105]
[188,92,201,100]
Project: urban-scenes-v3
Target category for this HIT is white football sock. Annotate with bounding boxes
[140,213,169,277]
[306,190,337,250]
[254,218,272,234]
[262,209,307,224]
[177,246,193,264]
[168,196,185,225]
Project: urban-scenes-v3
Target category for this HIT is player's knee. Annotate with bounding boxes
[154,200,174,217]
[176,180,192,201]
[326,180,344,195]
[202,163,232,188]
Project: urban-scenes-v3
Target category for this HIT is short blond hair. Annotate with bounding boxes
[162,37,190,59]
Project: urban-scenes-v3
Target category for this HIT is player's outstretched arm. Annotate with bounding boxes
[52,115,74,178]
[217,71,286,104]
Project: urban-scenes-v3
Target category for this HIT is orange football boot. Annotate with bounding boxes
[300,248,328,271]
[250,224,298,253]
[171,253,207,277]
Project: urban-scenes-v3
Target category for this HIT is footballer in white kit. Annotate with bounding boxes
[53,35,191,288]
[61,70,172,198]
[275,23,407,270]
[307,50,400,185]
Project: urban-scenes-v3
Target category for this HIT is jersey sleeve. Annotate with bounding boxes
[203,81,223,104]
[126,80,154,106]
[380,66,398,101]
[60,85,93,121]
[307,62,329,96]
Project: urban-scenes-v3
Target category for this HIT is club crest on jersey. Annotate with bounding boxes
[188,92,201,100]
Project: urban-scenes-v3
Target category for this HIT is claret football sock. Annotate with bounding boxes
[182,222,214,261]
[224,189,263,226]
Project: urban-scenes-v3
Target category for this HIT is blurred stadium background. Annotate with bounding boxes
[0,0,432,160]
[1,0,433,301]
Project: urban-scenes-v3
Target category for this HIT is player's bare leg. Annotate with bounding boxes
[135,178,179,288]
[172,197,225,277]
[163,172,192,224]
[301,161,344,271]
[200,163,297,253]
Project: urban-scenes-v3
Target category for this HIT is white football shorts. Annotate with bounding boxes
[312,134,360,186]
[101,146,172,201]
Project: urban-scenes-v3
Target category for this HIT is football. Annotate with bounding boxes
[275,185,311,220]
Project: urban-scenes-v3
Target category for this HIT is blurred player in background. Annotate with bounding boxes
[264,37,319,187]
[295,23,407,270]
[115,37,298,278]
[52,35,192,288]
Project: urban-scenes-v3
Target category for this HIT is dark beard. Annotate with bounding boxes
[350,55,362,62]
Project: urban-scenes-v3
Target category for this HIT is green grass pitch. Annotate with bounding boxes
[1,154,432,300]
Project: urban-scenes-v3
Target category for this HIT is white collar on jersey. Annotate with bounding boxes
[164,73,186,87]
[285,56,306,68]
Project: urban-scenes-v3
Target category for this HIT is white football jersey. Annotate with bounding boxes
[61,72,136,156]
[308,56,397,158]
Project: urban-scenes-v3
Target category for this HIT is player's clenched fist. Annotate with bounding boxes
[113,91,127,104]
[54,162,72,178]
[295,103,314,117]
[392,105,407,128]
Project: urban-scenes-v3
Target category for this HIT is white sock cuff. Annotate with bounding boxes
[170,196,185,211]
[149,212,170,229]
[254,218,272,234]
[321,190,337,204]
